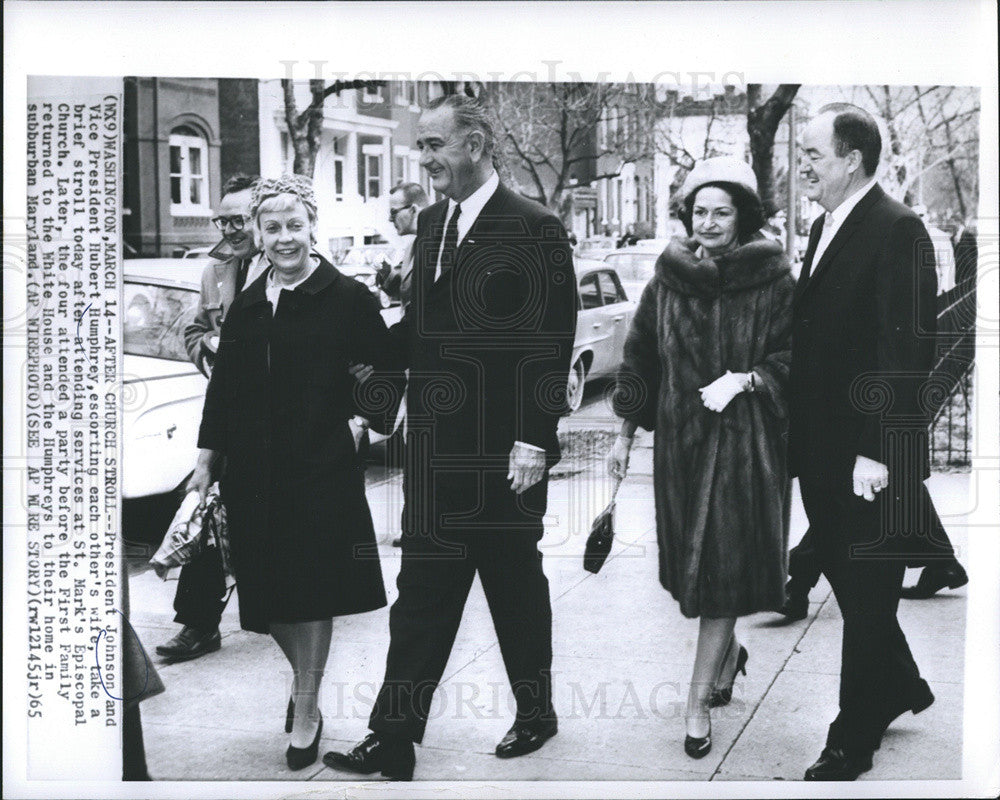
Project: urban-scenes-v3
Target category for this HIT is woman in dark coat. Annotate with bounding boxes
[608,157,794,759]
[189,175,393,770]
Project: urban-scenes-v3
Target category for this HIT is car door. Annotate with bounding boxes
[576,271,612,374]
[596,270,634,375]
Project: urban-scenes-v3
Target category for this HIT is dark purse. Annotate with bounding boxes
[584,476,622,574]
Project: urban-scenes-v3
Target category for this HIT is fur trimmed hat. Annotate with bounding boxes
[681,157,759,205]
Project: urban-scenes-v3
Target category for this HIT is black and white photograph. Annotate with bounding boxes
[4,2,998,798]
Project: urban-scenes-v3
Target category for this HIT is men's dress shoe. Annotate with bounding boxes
[286,715,322,771]
[323,732,415,781]
[709,645,749,708]
[285,697,295,734]
[777,589,809,621]
[901,561,969,599]
[154,626,221,661]
[495,718,558,759]
[804,746,873,781]
[878,682,936,741]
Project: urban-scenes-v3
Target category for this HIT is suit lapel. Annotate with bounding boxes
[794,216,825,303]
[797,184,884,303]
[214,258,239,309]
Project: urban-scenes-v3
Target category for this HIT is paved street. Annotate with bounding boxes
[129,390,968,785]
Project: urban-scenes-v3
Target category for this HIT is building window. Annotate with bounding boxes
[395,81,418,107]
[169,125,210,216]
[365,153,381,200]
[362,83,383,103]
[331,136,345,202]
[394,154,407,184]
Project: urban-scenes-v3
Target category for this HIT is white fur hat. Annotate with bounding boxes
[681,157,759,204]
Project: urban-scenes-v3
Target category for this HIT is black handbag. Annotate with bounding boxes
[584,476,622,574]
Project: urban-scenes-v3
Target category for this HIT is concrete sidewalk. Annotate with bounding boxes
[130,430,967,784]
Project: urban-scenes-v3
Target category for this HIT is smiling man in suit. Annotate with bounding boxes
[325,93,577,780]
[790,104,939,781]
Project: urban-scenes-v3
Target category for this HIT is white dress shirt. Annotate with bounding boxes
[434,170,500,282]
[811,177,878,268]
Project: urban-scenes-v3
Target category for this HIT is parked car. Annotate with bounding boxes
[181,245,214,260]
[122,259,209,544]
[600,240,668,303]
[567,259,638,412]
[574,235,616,260]
[336,244,402,308]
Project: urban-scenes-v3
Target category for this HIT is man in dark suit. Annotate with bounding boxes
[325,94,577,780]
[155,174,267,662]
[790,104,938,781]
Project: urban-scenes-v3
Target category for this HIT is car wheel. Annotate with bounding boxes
[566,356,586,413]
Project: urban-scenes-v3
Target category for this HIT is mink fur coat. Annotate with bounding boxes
[614,235,794,618]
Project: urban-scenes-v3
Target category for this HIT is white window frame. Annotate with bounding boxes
[362,144,384,201]
[331,135,346,202]
[169,131,211,216]
[363,83,384,103]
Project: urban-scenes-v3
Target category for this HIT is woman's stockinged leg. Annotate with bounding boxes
[272,619,333,747]
[686,616,737,737]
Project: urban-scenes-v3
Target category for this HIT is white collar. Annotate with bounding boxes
[828,177,878,227]
[266,256,318,292]
[446,170,499,224]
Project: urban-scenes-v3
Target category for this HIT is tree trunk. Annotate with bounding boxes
[746,84,800,217]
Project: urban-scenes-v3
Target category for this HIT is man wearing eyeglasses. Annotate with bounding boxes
[157,174,267,664]
[377,182,430,309]
[182,174,269,377]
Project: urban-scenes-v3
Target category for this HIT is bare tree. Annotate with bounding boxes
[746,84,801,217]
[281,78,386,176]
[487,82,656,215]
[856,85,979,218]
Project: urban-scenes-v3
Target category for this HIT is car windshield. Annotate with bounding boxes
[124,282,199,361]
[603,252,657,282]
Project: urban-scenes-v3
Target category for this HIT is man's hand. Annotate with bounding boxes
[853,455,889,502]
[607,435,632,481]
[186,465,212,505]
[699,370,746,413]
[508,442,546,495]
[349,362,374,385]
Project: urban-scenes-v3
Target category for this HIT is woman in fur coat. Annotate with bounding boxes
[608,157,794,759]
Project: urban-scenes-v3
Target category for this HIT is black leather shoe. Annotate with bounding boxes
[323,732,415,781]
[495,718,558,759]
[285,697,295,734]
[804,746,873,781]
[901,561,968,599]
[286,715,323,771]
[155,626,221,661]
[878,681,936,741]
[709,645,749,708]
[778,589,809,622]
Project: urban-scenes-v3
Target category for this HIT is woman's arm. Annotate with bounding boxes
[612,279,661,431]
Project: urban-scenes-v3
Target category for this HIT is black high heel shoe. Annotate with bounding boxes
[286,714,323,770]
[285,697,295,733]
[708,645,748,708]
[684,718,712,759]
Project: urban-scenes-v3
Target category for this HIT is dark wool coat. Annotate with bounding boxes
[614,236,794,618]
[197,257,391,633]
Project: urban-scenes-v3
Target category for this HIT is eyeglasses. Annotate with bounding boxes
[212,215,249,232]
[388,205,413,222]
